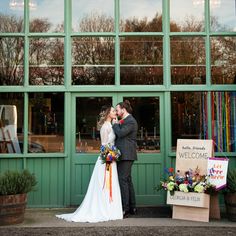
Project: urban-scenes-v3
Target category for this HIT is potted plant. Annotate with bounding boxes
[224,168,236,222]
[0,169,37,225]
[156,167,219,222]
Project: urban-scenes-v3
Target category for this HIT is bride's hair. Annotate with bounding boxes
[97,104,112,130]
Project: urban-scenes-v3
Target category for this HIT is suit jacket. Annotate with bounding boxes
[112,114,138,161]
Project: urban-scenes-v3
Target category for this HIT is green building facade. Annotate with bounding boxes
[0,0,235,207]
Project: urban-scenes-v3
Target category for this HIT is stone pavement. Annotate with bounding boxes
[0,207,236,236]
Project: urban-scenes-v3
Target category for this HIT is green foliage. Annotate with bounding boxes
[0,169,37,196]
[226,168,236,193]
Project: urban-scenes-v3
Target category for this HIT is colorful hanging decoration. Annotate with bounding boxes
[211,92,236,152]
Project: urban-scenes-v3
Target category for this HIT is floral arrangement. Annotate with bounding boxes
[99,143,121,165]
[159,167,216,196]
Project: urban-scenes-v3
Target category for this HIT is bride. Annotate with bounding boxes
[56,105,123,223]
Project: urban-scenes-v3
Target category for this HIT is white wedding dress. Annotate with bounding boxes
[56,121,123,222]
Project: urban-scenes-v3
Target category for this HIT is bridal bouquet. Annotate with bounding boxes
[99,143,121,164]
[99,143,121,201]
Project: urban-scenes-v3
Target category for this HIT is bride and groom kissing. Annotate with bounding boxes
[56,100,138,223]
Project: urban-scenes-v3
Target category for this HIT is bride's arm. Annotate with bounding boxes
[100,124,110,145]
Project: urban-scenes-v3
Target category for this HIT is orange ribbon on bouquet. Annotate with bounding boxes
[102,162,113,202]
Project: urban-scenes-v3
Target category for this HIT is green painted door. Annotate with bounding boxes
[70,93,165,206]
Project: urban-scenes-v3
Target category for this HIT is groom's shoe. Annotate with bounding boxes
[129,207,137,215]
[123,211,129,218]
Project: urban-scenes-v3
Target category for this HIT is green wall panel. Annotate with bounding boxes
[26,158,65,207]
[133,163,164,205]
[0,159,23,173]
[72,163,94,204]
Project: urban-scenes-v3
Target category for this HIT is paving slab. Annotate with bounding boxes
[0,208,236,236]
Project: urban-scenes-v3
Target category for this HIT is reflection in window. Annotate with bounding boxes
[29,0,64,32]
[28,93,64,153]
[72,37,115,85]
[120,37,163,85]
[76,97,112,153]
[124,97,160,153]
[171,92,208,151]
[0,93,24,154]
[0,0,24,33]
[0,37,24,86]
[29,38,64,85]
[212,92,236,152]
[171,37,206,84]
[120,0,162,32]
[210,0,236,32]
[211,37,236,84]
[170,0,204,32]
[72,0,114,32]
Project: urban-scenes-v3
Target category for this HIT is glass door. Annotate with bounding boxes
[71,93,165,205]
[118,93,164,205]
[71,93,116,204]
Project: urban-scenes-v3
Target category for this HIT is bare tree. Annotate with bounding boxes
[29,19,64,85]
[0,14,24,85]
[72,12,115,85]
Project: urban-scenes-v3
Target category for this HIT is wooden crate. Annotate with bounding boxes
[167,191,210,222]
[172,205,210,222]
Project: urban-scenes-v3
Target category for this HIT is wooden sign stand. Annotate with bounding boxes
[169,139,214,222]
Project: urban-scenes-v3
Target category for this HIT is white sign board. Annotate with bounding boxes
[207,157,229,190]
[176,139,214,174]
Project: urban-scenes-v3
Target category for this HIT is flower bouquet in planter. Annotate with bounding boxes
[159,167,216,196]
[156,166,219,214]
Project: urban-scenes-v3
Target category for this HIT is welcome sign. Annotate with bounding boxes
[176,139,214,174]
[170,139,214,222]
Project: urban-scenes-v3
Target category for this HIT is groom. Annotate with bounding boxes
[112,100,138,218]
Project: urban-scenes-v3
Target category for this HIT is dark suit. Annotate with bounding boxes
[112,115,138,212]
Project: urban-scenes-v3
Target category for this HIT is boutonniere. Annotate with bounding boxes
[119,119,124,125]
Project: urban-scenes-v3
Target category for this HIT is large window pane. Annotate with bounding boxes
[123,97,160,153]
[72,37,114,85]
[0,37,24,86]
[211,37,236,84]
[171,92,208,151]
[120,0,162,32]
[171,37,206,84]
[170,0,204,32]
[29,0,64,32]
[0,93,24,154]
[28,93,64,153]
[120,37,163,85]
[72,0,114,32]
[210,0,236,32]
[0,0,24,33]
[76,97,112,153]
[29,38,64,85]
[212,92,236,152]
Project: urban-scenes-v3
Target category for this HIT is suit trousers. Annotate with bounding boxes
[117,160,136,212]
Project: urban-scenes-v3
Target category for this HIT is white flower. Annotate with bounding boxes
[167,182,175,191]
[194,183,205,193]
[179,183,189,192]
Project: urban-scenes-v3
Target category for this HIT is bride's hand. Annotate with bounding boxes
[112,117,118,124]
